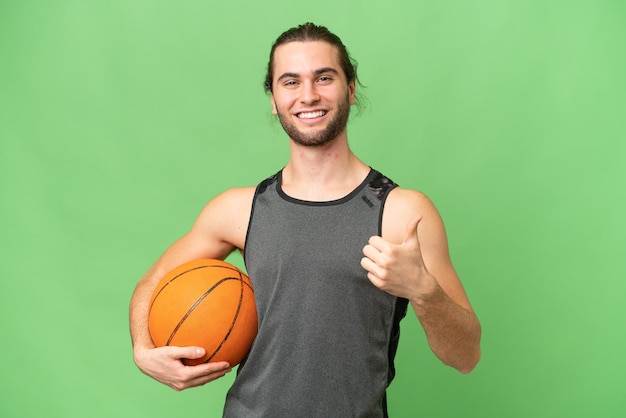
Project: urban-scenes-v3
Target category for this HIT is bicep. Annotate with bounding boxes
[142,187,254,287]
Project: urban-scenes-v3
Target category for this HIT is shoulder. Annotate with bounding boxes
[386,187,435,212]
[384,187,440,226]
[382,187,445,244]
[201,186,256,221]
[195,186,256,219]
[212,186,257,206]
[192,186,257,251]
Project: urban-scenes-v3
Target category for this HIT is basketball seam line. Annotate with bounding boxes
[206,271,246,362]
[165,276,243,347]
[148,264,252,314]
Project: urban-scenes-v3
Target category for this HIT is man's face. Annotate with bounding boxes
[270,41,356,147]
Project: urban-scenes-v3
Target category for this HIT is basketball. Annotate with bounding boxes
[148,258,257,366]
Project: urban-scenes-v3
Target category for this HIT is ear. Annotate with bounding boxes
[270,95,278,115]
[348,81,356,105]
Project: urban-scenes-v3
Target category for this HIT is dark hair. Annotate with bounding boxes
[263,23,360,94]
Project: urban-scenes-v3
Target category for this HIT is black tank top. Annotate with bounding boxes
[223,169,408,418]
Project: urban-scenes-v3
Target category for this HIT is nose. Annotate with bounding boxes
[300,80,320,104]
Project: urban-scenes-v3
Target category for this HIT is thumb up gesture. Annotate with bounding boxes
[361,216,436,300]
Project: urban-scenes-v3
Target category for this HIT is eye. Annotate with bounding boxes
[317,75,333,84]
[283,80,299,87]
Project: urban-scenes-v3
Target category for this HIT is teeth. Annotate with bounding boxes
[297,110,326,119]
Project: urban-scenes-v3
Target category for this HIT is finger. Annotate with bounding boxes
[164,345,207,360]
[364,268,387,291]
[183,365,233,389]
[402,216,423,248]
[362,246,392,277]
[360,256,376,274]
[191,361,233,380]
[207,363,233,378]
[360,256,387,281]
[196,361,232,374]
[172,361,233,390]
[367,235,392,253]
[362,243,384,263]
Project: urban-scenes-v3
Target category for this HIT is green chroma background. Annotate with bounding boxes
[1,0,624,417]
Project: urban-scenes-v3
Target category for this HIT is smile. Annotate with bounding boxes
[296,110,327,119]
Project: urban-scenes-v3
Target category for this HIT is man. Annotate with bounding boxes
[130,22,481,417]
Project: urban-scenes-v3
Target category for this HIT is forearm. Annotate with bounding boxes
[129,275,157,352]
[411,281,481,374]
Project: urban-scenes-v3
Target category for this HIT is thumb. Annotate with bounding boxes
[402,216,422,248]
[169,346,206,360]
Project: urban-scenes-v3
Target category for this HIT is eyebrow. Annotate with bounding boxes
[276,67,341,83]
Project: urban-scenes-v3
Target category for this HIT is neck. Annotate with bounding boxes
[281,134,370,201]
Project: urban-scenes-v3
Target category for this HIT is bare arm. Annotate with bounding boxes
[129,187,255,390]
[361,188,481,373]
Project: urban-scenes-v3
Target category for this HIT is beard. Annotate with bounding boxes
[275,93,352,147]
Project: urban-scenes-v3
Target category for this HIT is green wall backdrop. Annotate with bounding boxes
[1,1,624,417]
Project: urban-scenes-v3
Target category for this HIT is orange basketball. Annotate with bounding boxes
[148,259,257,366]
